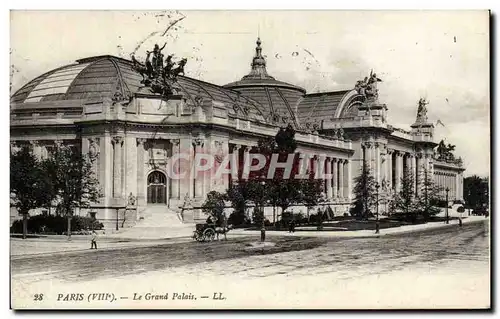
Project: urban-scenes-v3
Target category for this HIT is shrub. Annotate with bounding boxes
[309,214,317,224]
[228,211,250,226]
[10,214,103,235]
[72,216,104,231]
[281,211,305,225]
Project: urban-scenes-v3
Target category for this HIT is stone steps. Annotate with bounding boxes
[109,205,194,239]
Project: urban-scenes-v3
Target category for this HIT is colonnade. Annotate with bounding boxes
[229,143,352,202]
[434,170,463,201]
[362,142,435,195]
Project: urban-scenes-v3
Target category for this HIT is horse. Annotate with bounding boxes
[170,58,187,79]
[131,55,154,84]
[162,54,175,80]
[214,224,233,241]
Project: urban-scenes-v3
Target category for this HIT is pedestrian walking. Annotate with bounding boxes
[90,230,98,249]
[458,217,463,228]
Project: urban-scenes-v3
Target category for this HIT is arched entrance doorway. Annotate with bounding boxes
[147,171,167,204]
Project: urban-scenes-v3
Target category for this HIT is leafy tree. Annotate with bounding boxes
[10,145,54,239]
[299,178,325,220]
[42,144,101,239]
[225,181,260,226]
[350,162,377,219]
[202,191,227,226]
[392,171,417,222]
[464,175,489,210]
[414,168,442,221]
[255,124,323,225]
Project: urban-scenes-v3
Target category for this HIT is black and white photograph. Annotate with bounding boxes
[9,10,490,309]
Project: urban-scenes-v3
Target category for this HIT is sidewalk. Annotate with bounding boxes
[10,236,192,259]
[10,216,487,258]
[231,215,487,238]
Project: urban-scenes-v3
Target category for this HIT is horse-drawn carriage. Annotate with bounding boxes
[192,222,233,242]
[192,223,217,242]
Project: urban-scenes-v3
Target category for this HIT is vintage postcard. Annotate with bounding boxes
[9,10,490,310]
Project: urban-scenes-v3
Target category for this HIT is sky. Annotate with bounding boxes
[9,10,490,177]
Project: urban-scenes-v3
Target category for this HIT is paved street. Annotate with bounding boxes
[11,220,490,309]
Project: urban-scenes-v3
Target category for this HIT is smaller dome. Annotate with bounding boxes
[224,38,305,93]
[224,38,306,127]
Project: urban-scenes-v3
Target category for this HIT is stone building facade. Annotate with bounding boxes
[10,38,465,229]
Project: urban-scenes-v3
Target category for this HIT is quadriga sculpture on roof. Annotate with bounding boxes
[130,43,188,96]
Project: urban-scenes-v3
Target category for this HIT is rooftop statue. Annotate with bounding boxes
[416,97,429,122]
[152,43,166,75]
[163,54,175,80]
[355,70,382,102]
[130,43,188,96]
[436,139,456,161]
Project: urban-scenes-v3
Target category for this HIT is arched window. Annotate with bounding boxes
[148,171,166,185]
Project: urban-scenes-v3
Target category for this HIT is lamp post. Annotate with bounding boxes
[375,182,380,234]
[260,175,266,242]
[116,208,119,231]
[445,187,450,224]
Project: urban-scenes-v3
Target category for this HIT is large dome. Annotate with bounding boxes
[10,55,268,122]
[11,55,144,104]
[224,38,306,127]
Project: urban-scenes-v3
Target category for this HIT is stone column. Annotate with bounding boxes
[375,143,381,185]
[338,159,344,199]
[454,173,458,201]
[345,159,352,201]
[242,145,251,180]
[429,157,434,180]
[136,138,147,206]
[411,154,416,180]
[312,155,319,180]
[112,136,123,199]
[364,142,373,173]
[170,139,180,201]
[317,155,327,195]
[231,144,241,181]
[193,138,205,199]
[440,172,443,196]
[448,173,451,195]
[326,157,333,199]
[404,154,410,179]
[179,138,194,199]
[221,141,230,190]
[415,154,421,195]
[332,158,338,199]
[99,136,112,204]
[343,159,349,201]
[446,173,448,196]
[460,173,464,200]
[395,151,403,192]
[450,174,453,196]
[441,173,445,197]
[386,149,393,190]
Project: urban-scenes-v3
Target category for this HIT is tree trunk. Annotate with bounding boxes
[67,215,72,240]
[273,206,276,227]
[22,211,28,239]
